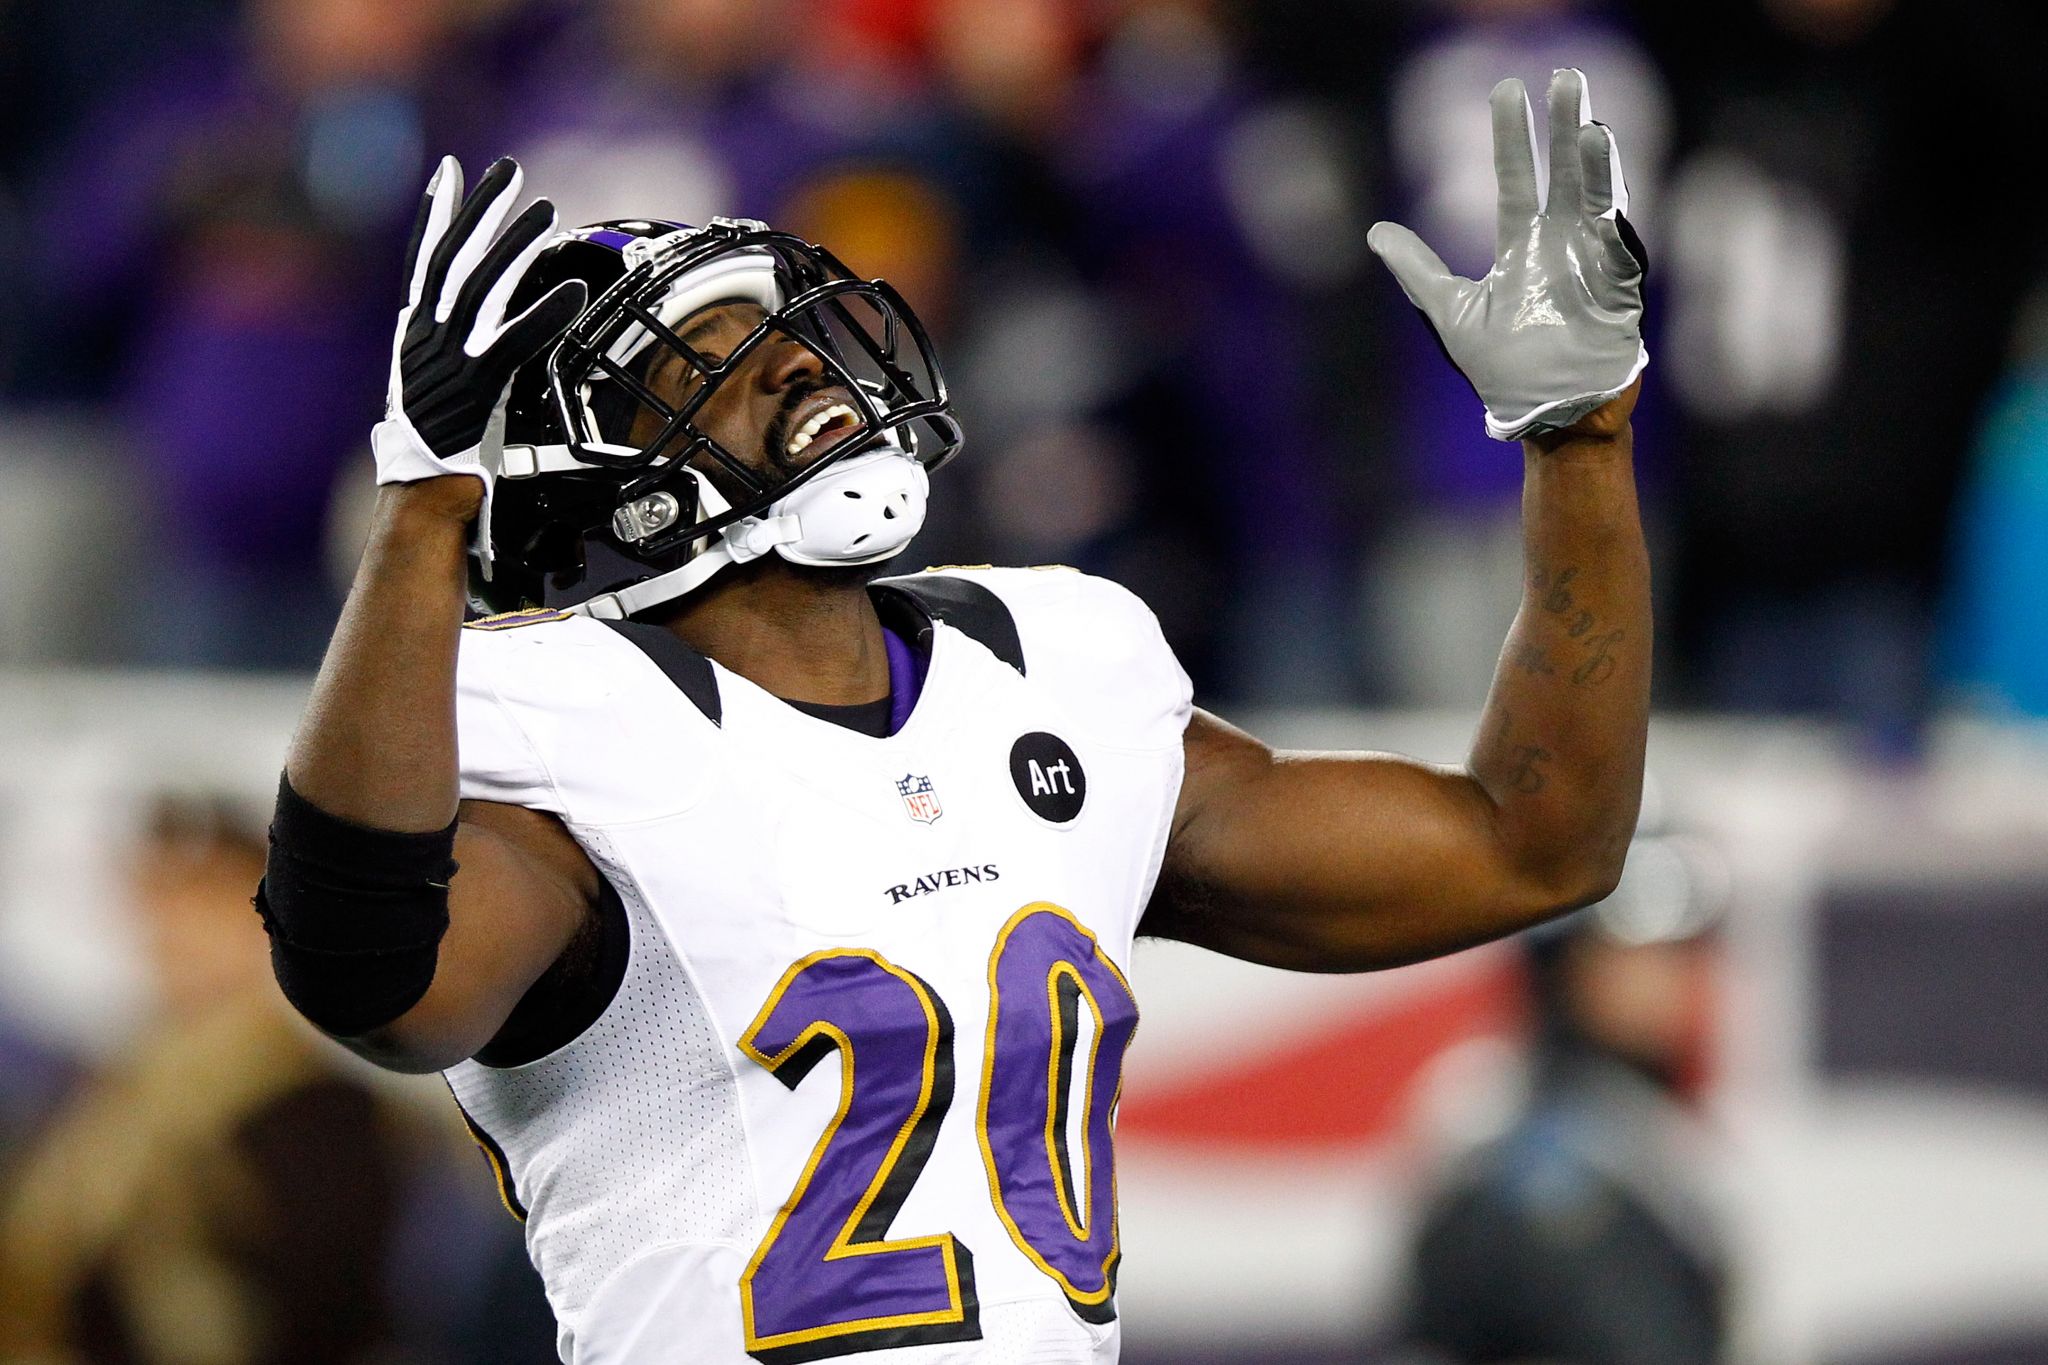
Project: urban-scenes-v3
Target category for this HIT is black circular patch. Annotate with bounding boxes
[1009,732,1086,823]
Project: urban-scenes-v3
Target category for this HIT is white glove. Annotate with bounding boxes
[371,155,587,488]
[1369,68,1649,442]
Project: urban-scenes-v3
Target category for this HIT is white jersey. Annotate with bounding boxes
[443,567,1192,1365]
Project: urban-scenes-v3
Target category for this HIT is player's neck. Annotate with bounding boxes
[655,559,891,706]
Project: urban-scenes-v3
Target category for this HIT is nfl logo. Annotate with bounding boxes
[896,773,943,824]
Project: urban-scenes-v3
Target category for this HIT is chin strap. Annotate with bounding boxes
[575,443,929,620]
[579,539,740,620]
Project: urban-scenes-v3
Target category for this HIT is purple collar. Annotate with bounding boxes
[882,625,929,735]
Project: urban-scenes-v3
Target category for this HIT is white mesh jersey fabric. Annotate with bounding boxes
[446,836,756,1361]
[761,1300,1115,1365]
[443,572,1189,1364]
[954,1301,1117,1365]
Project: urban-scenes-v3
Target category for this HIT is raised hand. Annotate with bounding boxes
[371,156,588,491]
[1368,68,1648,442]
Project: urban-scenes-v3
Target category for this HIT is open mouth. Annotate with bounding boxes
[784,400,862,460]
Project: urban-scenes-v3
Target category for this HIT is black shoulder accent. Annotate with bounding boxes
[600,619,722,724]
[872,574,1025,675]
[473,877,631,1070]
[785,694,895,738]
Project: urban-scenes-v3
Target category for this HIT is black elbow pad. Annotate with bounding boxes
[254,774,457,1037]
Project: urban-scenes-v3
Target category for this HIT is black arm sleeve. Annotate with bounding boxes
[253,774,456,1037]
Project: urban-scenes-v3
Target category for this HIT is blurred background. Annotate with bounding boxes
[1,0,2046,1361]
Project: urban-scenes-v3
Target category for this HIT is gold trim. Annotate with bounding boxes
[1043,963,1105,1242]
[738,949,970,1353]
[462,607,572,632]
[977,903,1135,1308]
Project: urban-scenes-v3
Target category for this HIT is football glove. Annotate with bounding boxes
[371,156,588,489]
[1369,68,1649,442]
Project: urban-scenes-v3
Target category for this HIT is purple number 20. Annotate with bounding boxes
[737,906,1139,1362]
[979,904,1139,1323]
[738,951,978,1363]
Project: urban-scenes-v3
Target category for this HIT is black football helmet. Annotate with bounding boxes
[473,217,962,615]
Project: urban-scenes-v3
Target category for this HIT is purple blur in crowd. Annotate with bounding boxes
[0,0,2040,728]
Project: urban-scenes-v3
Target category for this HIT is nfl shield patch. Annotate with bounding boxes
[896,773,943,824]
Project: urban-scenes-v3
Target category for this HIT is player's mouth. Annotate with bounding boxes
[782,396,863,463]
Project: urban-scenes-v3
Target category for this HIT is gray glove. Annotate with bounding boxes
[1369,68,1648,442]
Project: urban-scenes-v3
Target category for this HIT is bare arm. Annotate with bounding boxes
[1145,70,1655,971]
[268,156,598,1072]
[285,480,597,1073]
[1145,390,1649,971]
[288,481,474,831]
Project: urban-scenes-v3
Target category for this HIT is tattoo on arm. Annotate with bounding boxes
[1514,644,1556,677]
[1484,708,1552,795]
[1508,744,1552,794]
[1536,566,1578,613]
[1530,565,1627,689]
[1572,630,1624,687]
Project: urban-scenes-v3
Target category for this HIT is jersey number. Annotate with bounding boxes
[737,904,1138,1363]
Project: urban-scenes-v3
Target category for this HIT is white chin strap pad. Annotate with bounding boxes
[727,442,929,568]
[574,439,928,621]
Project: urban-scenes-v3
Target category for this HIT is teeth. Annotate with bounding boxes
[786,402,858,456]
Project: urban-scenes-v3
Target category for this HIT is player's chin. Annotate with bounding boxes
[814,559,896,588]
[742,556,896,592]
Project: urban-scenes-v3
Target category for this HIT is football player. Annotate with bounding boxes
[257,68,1649,1365]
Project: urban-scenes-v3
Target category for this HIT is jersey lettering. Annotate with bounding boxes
[884,864,1001,906]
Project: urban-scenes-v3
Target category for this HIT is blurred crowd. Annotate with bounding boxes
[0,792,559,1363]
[0,4,2042,1361]
[2,0,2047,745]
[0,5,2040,1363]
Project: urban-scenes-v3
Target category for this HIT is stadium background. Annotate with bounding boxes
[1,0,2045,1360]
